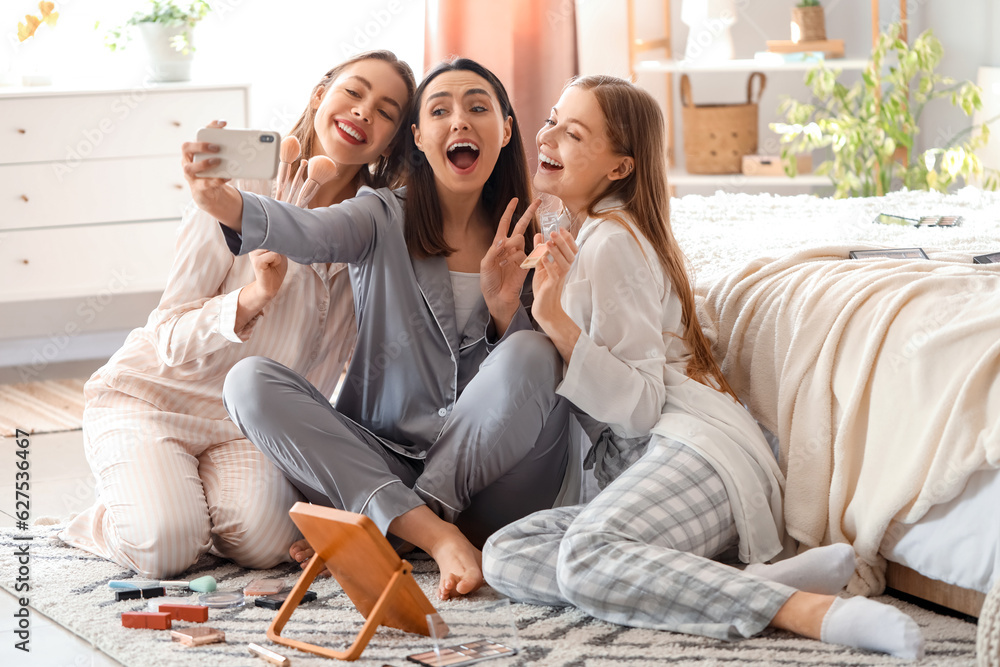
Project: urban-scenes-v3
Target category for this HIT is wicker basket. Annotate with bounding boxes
[792,6,826,42]
[680,72,766,175]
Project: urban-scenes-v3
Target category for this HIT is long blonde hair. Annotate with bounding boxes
[285,51,416,189]
[571,75,738,401]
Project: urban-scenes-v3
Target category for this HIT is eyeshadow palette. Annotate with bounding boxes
[407,639,517,667]
[873,213,963,227]
[973,251,1000,264]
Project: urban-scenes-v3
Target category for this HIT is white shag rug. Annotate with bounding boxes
[0,523,980,667]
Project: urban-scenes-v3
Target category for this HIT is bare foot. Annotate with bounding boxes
[388,505,485,601]
[426,527,484,600]
[289,539,331,578]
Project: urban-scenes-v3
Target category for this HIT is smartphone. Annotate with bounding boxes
[254,589,317,610]
[195,128,280,180]
[407,639,518,667]
[243,578,285,596]
[973,251,1000,264]
[170,626,226,646]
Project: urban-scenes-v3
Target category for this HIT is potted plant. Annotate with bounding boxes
[791,0,825,43]
[100,1,210,82]
[772,22,999,198]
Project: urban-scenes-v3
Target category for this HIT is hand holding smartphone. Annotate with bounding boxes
[195,128,281,180]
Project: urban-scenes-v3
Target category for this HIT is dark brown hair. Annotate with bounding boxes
[285,50,416,190]
[571,75,738,401]
[401,58,536,257]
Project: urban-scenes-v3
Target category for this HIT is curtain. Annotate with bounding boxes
[425,0,578,170]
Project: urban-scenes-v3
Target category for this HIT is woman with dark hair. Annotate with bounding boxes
[61,51,416,578]
[185,58,570,599]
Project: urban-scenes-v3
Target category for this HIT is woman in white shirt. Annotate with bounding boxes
[60,52,415,579]
[481,75,924,660]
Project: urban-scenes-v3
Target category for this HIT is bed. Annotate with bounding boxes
[668,187,999,633]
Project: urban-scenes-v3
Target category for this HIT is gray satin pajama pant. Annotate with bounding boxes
[222,332,569,546]
[482,438,795,640]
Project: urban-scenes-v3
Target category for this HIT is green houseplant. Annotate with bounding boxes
[100,1,210,81]
[772,22,999,197]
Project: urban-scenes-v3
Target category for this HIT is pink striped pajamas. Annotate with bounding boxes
[60,180,356,578]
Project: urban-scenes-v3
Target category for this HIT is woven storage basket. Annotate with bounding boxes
[680,72,766,174]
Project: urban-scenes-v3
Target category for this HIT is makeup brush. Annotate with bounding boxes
[285,158,309,206]
[109,575,217,593]
[295,156,338,208]
[275,135,301,202]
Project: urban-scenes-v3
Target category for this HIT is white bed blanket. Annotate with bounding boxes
[696,245,1000,596]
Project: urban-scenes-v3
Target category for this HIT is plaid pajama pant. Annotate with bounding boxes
[483,437,795,640]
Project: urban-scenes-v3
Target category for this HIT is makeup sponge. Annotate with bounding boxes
[188,576,217,593]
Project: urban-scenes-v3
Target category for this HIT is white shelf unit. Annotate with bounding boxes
[634,58,869,74]
[667,168,830,187]
[627,0,908,192]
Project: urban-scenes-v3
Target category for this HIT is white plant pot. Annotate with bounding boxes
[138,22,195,82]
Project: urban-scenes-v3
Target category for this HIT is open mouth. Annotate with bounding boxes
[336,120,367,144]
[538,152,564,171]
[447,141,480,172]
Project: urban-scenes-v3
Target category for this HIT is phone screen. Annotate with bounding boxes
[407,639,517,667]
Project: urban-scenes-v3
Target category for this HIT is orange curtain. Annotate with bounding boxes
[425,0,578,169]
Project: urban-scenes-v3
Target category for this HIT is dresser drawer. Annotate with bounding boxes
[1,156,193,231]
[0,87,247,165]
[0,220,181,302]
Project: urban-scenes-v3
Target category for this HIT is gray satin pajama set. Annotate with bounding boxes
[219,186,570,545]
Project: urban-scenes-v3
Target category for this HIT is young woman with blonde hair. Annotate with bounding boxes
[61,51,415,578]
[482,75,924,660]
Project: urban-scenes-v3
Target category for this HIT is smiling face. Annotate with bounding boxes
[310,58,410,166]
[534,85,633,220]
[411,70,513,197]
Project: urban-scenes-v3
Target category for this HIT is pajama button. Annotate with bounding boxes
[438,408,447,417]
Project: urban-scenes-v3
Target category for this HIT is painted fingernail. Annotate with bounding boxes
[546,254,554,263]
[209,144,220,152]
[496,239,503,248]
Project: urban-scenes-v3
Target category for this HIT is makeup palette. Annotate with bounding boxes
[406,639,517,667]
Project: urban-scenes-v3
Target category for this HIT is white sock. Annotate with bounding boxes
[743,543,855,595]
[820,596,924,659]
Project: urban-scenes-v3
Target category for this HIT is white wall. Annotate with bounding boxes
[1,0,425,128]
[576,0,998,192]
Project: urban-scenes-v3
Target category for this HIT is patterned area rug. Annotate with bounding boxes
[0,378,86,436]
[0,525,979,666]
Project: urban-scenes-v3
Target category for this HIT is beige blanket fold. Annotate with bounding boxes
[696,246,1000,595]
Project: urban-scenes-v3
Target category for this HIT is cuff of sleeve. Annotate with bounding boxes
[220,287,258,343]
[486,306,532,350]
[556,331,598,403]
[236,190,270,254]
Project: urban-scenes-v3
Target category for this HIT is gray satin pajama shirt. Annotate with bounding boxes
[219,186,570,544]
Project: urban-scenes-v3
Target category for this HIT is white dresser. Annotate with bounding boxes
[0,81,249,375]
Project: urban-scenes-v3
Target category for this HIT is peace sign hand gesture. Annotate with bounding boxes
[480,197,540,336]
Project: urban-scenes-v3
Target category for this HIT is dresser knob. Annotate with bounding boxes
[17,128,26,134]
[20,195,29,202]
[172,121,181,127]
[174,184,183,189]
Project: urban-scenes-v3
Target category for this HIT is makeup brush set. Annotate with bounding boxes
[275,135,339,208]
